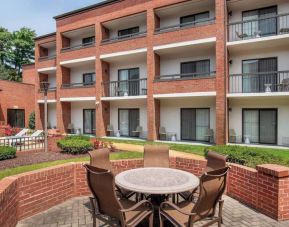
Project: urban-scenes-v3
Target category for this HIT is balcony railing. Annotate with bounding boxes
[228,13,289,42]
[101,31,147,43]
[102,78,147,97]
[155,17,216,33]
[61,42,95,52]
[61,82,95,89]
[155,71,216,81]
[229,71,289,93]
[39,55,56,61]
[38,87,57,92]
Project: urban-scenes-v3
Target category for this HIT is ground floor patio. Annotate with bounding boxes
[17,196,289,227]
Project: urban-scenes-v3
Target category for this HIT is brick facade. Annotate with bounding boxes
[1,158,289,226]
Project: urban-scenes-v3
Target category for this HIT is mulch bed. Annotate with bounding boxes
[0,151,88,170]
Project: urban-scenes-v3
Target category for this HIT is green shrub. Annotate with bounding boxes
[57,138,92,154]
[204,145,289,168]
[0,146,17,160]
[28,112,35,129]
[64,135,91,141]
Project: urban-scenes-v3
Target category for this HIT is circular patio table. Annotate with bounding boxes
[115,167,199,195]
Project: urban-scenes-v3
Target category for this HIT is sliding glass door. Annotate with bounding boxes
[181,108,210,142]
[118,109,139,137]
[118,68,139,96]
[181,60,210,78]
[7,109,25,128]
[83,109,95,135]
[243,109,277,144]
[242,57,277,93]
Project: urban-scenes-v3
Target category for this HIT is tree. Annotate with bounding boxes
[29,112,35,130]
[0,63,20,82]
[0,27,12,65]
[8,27,36,76]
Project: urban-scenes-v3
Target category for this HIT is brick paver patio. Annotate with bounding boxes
[17,196,289,227]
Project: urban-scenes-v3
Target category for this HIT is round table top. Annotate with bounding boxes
[115,167,199,195]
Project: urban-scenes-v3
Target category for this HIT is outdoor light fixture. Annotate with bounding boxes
[40,81,50,153]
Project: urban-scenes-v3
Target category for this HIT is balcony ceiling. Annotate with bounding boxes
[40,41,56,49]
[227,0,278,11]
[101,50,147,63]
[62,26,95,39]
[102,12,146,30]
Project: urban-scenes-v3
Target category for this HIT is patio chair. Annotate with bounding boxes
[236,31,248,40]
[159,126,168,140]
[84,164,154,227]
[107,124,114,136]
[229,129,238,143]
[88,148,135,200]
[132,126,142,138]
[160,167,230,227]
[204,129,214,143]
[30,130,44,137]
[178,151,228,201]
[278,78,289,92]
[143,144,170,168]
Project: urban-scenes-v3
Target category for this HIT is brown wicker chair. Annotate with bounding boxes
[84,164,154,227]
[178,151,228,201]
[160,167,230,227]
[143,144,170,168]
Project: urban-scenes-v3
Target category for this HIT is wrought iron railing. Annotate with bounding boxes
[0,136,44,151]
[39,55,56,61]
[61,41,95,52]
[102,78,147,97]
[101,31,147,43]
[155,17,216,33]
[229,71,289,93]
[61,82,95,89]
[39,87,57,92]
[228,13,289,42]
[155,71,216,81]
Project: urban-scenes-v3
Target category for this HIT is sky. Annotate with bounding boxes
[0,0,104,36]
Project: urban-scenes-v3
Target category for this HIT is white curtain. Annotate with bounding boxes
[196,109,210,141]
[118,70,129,96]
[243,110,259,143]
[119,110,129,136]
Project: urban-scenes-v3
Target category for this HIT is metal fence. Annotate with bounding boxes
[101,31,147,43]
[61,82,95,89]
[102,78,147,97]
[229,71,289,93]
[0,136,44,151]
[61,42,95,52]
[228,13,289,42]
[155,71,216,81]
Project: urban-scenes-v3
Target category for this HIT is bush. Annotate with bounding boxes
[57,136,93,154]
[204,145,289,168]
[28,112,35,129]
[0,146,17,161]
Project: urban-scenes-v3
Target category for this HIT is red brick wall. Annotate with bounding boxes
[22,64,36,85]
[0,80,35,128]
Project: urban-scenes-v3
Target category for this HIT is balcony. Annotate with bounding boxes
[102,78,147,98]
[60,82,96,99]
[101,31,147,44]
[37,87,57,100]
[39,55,56,61]
[155,71,216,81]
[61,82,95,89]
[229,71,289,94]
[228,13,289,42]
[61,42,95,52]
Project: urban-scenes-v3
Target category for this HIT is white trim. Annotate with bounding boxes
[60,56,96,65]
[60,97,96,102]
[100,48,147,59]
[227,34,289,46]
[101,95,147,101]
[153,92,216,99]
[37,67,57,73]
[37,99,57,104]
[153,37,216,50]
[227,92,289,98]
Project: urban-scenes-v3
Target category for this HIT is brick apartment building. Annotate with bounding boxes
[0,64,35,130]
[29,0,289,146]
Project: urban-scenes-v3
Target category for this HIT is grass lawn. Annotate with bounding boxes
[0,151,142,180]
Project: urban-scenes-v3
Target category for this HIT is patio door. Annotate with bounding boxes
[181,108,210,142]
[242,57,277,93]
[83,109,95,135]
[118,109,139,137]
[118,68,139,96]
[7,109,25,128]
[181,60,210,78]
[243,109,277,144]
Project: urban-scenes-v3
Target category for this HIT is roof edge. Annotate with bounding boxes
[34,32,56,41]
[54,0,121,20]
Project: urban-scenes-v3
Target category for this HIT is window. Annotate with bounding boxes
[7,109,25,128]
[181,108,210,142]
[181,60,210,78]
[83,73,95,86]
[118,27,140,38]
[243,109,277,144]
[180,11,210,27]
[242,57,277,92]
[118,68,140,96]
[118,109,139,137]
[82,36,95,46]
[242,6,277,37]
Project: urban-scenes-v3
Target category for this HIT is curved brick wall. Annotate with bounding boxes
[0,157,289,227]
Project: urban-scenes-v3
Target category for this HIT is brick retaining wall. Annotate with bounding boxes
[0,157,289,227]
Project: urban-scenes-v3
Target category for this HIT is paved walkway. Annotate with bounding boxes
[17,196,289,227]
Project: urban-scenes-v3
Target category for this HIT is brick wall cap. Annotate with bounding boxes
[256,164,289,178]
[229,163,258,173]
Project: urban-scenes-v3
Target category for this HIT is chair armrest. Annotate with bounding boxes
[120,200,153,213]
[160,201,196,216]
